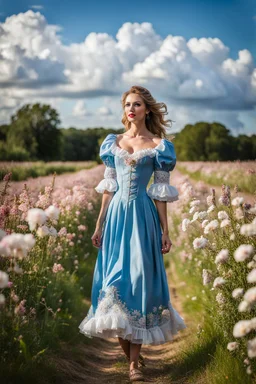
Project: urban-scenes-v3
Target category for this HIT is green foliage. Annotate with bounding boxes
[174,121,256,161]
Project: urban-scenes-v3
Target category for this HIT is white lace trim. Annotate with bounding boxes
[154,170,169,184]
[78,285,186,345]
[95,178,118,193]
[111,138,165,161]
[104,166,117,179]
[147,183,179,202]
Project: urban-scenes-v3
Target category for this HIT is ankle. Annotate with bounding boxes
[130,361,138,369]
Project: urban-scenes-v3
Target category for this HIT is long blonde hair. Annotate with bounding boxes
[121,85,174,139]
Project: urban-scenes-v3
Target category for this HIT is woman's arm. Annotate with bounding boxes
[91,191,114,248]
[154,200,172,254]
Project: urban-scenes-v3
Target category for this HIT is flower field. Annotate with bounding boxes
[177,161,256,194]
[0,167,103,380]
[167,167,256,383]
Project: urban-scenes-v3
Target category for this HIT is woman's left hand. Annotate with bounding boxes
[161,233,172,254]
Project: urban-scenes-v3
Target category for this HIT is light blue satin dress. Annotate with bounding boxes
[79,133,186,345]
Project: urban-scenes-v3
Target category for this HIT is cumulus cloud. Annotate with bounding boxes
[0,10,255,131]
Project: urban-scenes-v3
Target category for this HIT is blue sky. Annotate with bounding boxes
[0,0,255,135]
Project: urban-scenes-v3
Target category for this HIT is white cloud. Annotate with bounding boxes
[0,10,255,134]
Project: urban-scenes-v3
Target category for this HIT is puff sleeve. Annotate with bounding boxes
[147,139,179,203]
[95,134,118,194]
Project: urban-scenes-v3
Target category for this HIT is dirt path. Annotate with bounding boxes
[50,260,191,384]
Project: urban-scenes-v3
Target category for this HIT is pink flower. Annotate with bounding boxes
[52,263,64,273]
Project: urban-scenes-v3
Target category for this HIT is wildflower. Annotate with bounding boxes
[216,292,226,307]
[181,218,190,232]
[202,269,213,285]
[26,208,47,231]
[207,205,215,213]
[244,287,256,304]
[246,366,252,375]
[48,226,58,237]
[240,222,256,236]
[234,245,254,262]
[235,207,244,220]
[213,277,226,288]
[14,299,26,316]
[44,205,60,221]
[0,271,9,289]
[218,211,229,220]
[238,300,252,312]
[204,219,219,234]
[232,197,244,206]
[201,220,209,228]
[232,288,244,299]
[230,233,235,241]
[206,195,214,206]
[37,225,50,238]
[191,296,197,301]
[58,227,67,237]
[190,199,201,207]
[220,219,231,228]
[247,269,256,283]
[227,342,239,351]
[193,236,208,249]
[197,211,207,220]
[52,263,64,273]
[215,249,229,264]
[233,320,252,338]
[247,337,256,358]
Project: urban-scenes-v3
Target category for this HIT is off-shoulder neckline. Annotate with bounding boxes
[110,133,165,156]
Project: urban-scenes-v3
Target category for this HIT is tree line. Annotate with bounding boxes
[0,103,255,162]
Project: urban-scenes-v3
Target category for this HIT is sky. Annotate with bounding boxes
[0,0,255,135]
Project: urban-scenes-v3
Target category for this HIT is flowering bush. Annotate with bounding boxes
[178,179,256,376]
[0,170,101,373]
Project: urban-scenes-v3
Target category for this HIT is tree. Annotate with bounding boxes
[7,103,62,161]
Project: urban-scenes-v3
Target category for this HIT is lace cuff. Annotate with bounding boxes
[95,166,118,193]
[147,170,179,202]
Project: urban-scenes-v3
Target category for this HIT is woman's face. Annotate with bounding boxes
[124,94,148,122]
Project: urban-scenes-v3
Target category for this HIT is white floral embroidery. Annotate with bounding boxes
[86,285,172,329]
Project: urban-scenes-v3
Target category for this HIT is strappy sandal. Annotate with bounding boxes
[129,368,145,382]
[126,354,146,367]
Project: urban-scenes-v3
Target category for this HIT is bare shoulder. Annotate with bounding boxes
[152,136,162,145]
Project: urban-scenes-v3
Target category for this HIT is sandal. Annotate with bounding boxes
[126,354,146,367]
[129,368,145,382]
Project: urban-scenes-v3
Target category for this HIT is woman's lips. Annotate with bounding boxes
[128,114,135,117]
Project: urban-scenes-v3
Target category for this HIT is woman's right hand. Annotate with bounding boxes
[91,227,103,248]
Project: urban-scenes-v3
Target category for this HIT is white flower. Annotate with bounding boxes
[201,220,209,228]
[182,218,191,232]
[198,211,208,220]
[246,366,252,375]
[232,288,244,299]
[207,205,215,213]
[247,269,256,283]
[238,300,252,312]
[247,260,256,269]
[202,269,213,285]
[244,287,256,304]
[220,219,231,228]
[247,337,256,358]
[37,225,50,238]
[230,233,235,241]
[44,205,60,221]
[0,230,6,241]
[218,211,229,220]
[191,296,197,301]
[233,320,252,338]
[227,341,239,351]
[235,208,244,220]
[191,212,199,221]
[0,233,35,259]
[190,199,201,207]
[26,208,47,231]
[48,226,58,237]
[216,292,226,306]
[213,276,226,288]
[0,271,9,288]
[204,219,219,234]
[234,244,254,262]
[232,197,244,206]
[189,206,197,214]
[193,236,208,249]
[215,249,229,264]
[240,223,256,236]
[206,195,214,206]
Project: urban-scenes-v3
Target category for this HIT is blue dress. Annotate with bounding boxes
[79,133,186,345]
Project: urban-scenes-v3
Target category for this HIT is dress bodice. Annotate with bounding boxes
[95,133,179,203]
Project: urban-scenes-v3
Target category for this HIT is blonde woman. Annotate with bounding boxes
[79,85,186,382]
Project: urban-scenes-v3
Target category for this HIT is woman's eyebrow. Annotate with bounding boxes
[125,101,141,103]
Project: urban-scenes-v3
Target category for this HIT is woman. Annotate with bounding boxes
[79,85,186,382]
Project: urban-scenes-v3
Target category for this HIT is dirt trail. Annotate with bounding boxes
[50,261,191,384]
